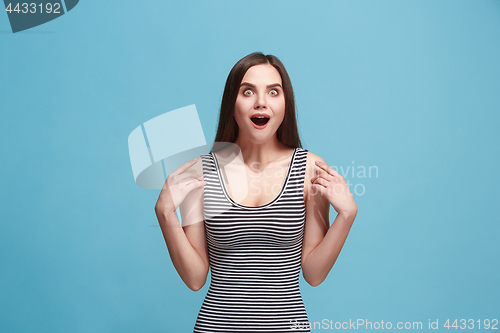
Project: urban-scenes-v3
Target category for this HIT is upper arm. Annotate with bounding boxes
[301,152,331,266]
[179,157,209,272]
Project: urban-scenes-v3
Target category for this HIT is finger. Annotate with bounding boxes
[315,161,341,178]
[185,178,207,191]
[173,175,203,186]
[312,177,329,188]
[311,175,329,185]
[185,175,205,184]
[171,158,199,176]
[316,170,335,181]
[176,171,200,182]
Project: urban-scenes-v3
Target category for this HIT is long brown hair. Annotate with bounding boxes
[211,52,303,153]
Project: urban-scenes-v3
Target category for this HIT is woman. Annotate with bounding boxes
[155,52,358,332]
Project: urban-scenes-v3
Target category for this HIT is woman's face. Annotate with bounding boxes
[234,64,285,145]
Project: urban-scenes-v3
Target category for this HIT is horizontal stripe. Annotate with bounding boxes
[193,147,310,333]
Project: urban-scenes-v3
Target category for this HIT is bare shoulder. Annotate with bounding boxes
[304,150,327,180]
[184,156,204,178]
[303,150,328,200]
[305,150,327,165]
[179,155,205,228]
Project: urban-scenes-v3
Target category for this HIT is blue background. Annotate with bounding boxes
[1,1,499,332]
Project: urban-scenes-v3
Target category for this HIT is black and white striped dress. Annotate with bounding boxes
[193,147,311,333]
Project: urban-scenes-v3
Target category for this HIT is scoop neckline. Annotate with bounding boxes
[211,147,298,209]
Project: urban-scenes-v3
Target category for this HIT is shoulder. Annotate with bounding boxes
[184,155,206,178]
[304,150,327,178]
[304,150,326,165]
[302,149,328,198]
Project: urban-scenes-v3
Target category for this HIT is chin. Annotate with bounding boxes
[248,134,276,144]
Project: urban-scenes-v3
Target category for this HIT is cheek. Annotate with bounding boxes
[233,99,248,126]
[270,97,286,121]
[235,96,252,111]
[274,111,285,127]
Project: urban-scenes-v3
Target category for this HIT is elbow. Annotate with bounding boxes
[303,272,326,287]
[187,278,206,291]
[306,278,325,287]
[188,283,204,292]
[185,269,208,291]
[309,280,321,287]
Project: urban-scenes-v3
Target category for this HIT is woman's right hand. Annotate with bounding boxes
[154,158,206,216]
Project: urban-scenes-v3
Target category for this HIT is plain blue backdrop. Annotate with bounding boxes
[1,1,499,332]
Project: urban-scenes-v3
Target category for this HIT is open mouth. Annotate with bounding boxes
[250,116,270,126]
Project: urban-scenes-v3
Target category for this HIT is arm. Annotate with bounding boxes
[301,153,358,287]
[155,157,209,291]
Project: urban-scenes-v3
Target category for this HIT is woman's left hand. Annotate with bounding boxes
[311,160,358,219]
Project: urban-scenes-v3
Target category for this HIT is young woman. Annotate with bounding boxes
[155,52,358,332]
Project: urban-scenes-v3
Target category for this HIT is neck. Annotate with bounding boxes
[233,135,290,167]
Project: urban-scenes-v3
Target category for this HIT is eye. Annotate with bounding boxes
[269,89,279,96]
[243,89,254,96]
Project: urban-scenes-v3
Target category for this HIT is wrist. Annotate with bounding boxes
[336,207,357,224]
[156,208,180,225]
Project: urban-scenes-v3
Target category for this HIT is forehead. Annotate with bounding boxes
[241,64,282,85]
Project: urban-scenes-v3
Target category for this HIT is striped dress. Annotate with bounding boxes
[193,147,311,333]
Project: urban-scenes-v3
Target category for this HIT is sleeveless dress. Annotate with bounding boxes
[194,147,311,333]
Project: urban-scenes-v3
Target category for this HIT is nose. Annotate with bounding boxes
[254,93,267,109]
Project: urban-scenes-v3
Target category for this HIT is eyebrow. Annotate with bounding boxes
[240,82,282,89]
